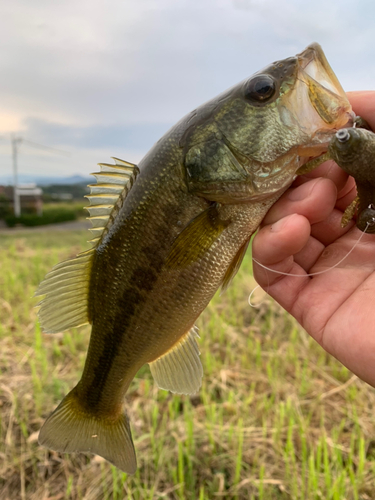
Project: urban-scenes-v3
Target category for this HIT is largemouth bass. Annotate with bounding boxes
[36,43,353,474]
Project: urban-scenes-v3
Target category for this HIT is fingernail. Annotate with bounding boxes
[288,178,322,202]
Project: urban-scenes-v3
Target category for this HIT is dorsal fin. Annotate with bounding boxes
[85,157,139,246]
[35,158,139,333]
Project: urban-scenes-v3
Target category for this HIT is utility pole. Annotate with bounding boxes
[9,135,69,218]
[11,134,22,217]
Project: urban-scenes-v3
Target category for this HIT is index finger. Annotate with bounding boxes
[294,159,349,193]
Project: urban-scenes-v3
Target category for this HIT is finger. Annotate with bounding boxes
[291,228,375,344]
[263,177,337,226]
[347,91,375,130]
[292,209,355,271]
[254,214,311,266]
[267,212,352,274]
[336,177,357,213]
[309,226,375,275]
[294,159,349,193]
[293,236,325,272]
[255,224,375,327]
[310,208,355,246]
[252,213,310,288]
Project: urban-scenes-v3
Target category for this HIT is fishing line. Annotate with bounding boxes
[248,221,371,308]
[248,285,263,308]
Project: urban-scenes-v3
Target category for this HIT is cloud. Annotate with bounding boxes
[23,117,171,151]
[0,0,374,178]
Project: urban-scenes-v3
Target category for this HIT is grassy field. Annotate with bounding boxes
[0,226,375,499]
[4,201,86,228]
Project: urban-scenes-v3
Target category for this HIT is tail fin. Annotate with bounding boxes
[38,390,137,474]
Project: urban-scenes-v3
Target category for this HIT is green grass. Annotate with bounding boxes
[1,227,375,499]
[4,202,86,227]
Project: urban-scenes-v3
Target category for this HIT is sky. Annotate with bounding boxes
[0,0,374,182]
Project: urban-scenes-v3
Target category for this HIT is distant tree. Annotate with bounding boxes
[42,183,89,200]
[0,194,11,219]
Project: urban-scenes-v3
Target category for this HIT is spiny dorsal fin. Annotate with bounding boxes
[35,157,139,333]
[85,157,139,246]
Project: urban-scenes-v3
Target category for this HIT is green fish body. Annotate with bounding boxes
[36,43,353,473]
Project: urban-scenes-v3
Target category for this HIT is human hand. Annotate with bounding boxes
[252,91,375,387]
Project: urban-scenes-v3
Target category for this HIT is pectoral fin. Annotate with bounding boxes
[296,152,331,175]
[165,204,230,268]
[149,326,203,395]
[221,238,250,292]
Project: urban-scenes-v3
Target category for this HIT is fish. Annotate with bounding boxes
[327,126,375,233]
[35,43,354,474]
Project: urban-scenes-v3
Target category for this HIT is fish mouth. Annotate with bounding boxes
[297,42,350,124]
[281,43,354,161]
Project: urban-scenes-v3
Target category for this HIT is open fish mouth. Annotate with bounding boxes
[262,43,355,171]
[298,43,355,127]
[281,43,354,161]
[297,42,350,123]
[297,43,355,130]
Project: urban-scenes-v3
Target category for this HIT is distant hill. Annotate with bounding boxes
[0,174,91,186]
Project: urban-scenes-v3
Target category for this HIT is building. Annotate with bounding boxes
[1,184,43,216]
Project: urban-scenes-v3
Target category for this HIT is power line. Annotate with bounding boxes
[21,138,70,157]
[0,133,70,155]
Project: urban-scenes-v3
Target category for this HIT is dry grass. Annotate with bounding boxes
[0,228,375,499]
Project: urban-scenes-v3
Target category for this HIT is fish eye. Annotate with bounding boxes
[244,75,276,102]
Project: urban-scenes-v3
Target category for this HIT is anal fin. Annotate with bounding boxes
[149,326,203,395]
